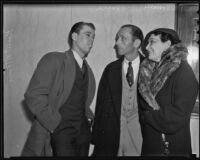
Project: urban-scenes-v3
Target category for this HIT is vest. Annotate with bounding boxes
[55,60,88,135]
[118,68,142,156]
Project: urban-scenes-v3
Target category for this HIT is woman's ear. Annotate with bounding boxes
[166,40,171,48]
[163,40,171,51]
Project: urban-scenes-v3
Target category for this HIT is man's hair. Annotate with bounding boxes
[68,21,95,48]
[120,24,144,47]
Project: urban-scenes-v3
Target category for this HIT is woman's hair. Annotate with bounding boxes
[149,30,181,45]
[142,28,181,56]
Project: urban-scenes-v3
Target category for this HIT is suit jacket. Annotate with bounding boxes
[22,50,96,156]
[138,60,198,156]
[92,54,144,156]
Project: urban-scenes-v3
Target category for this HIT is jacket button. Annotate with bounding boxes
[101,130,105,134]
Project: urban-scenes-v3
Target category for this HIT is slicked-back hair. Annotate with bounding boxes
[120,24,144,47]
[68,21,95,48]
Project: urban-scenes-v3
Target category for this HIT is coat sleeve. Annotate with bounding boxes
[24,53,61,132]
[91,66,108,144]
[142,62,199,134]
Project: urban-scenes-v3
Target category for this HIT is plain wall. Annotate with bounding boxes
[4,4,178,157]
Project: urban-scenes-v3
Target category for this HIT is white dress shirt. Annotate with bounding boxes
[123,55,140,82]
[72,49,84,68]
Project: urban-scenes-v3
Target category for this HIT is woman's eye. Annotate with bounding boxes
[150,40,155,44]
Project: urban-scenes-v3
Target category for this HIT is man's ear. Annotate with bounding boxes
[134,39,141,48]
[72,32,78,41]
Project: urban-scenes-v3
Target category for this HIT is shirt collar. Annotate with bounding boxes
[72,49,84,68]
[124,55,140,65]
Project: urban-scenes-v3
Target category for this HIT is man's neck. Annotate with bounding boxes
[72,47,85,59]
[125,51,139,62]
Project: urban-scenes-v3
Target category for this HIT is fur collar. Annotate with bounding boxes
[138,43,188,110]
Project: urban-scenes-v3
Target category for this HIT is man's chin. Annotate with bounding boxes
[117,52,124,56]
[83,52,89,58]
[115,52,124,59]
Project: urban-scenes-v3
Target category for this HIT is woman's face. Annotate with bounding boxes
[146,34,170,62]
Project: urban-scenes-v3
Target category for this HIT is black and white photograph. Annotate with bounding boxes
[2,2,199,158]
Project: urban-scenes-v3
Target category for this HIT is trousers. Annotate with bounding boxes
[51,118,91,156]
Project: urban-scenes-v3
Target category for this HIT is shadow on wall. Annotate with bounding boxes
[20,100,35,156]
[21,100,35,122]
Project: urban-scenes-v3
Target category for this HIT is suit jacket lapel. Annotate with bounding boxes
[108,57,123,119]
[137,53,145,85]
[85,61,96,110]
[58,50,96,114]
[137,53,145,105]
[59,50,76,107]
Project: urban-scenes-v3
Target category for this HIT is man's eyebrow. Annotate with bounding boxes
[83,31,93,34]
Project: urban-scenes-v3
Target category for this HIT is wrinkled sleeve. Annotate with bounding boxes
[24,54,61,132]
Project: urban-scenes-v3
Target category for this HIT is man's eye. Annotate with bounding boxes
[122,36,127,41]
[86,33,91,37]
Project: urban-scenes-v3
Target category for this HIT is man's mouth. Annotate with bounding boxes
[88,44,93,48]
[116,48,122,52]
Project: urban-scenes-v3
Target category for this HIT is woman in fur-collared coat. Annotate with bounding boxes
[138,28,198,157]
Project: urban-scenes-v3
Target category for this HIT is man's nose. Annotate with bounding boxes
[113,44,117,50]
[114,42,120,51]
[88,37,94,45]
[90,35,95,41]
[115,38,121,46]
[114,41,119,50]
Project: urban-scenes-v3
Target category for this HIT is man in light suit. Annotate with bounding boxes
[92,24,144,156]
[22,21,96,156]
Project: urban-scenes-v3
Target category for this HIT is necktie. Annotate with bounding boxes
[82,60,87,76]
[126,62,134,87]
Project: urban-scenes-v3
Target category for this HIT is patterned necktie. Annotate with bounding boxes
[126,62,134,87]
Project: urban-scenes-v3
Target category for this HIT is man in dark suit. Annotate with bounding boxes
[22,21,96,156]
[92,24,144,156]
